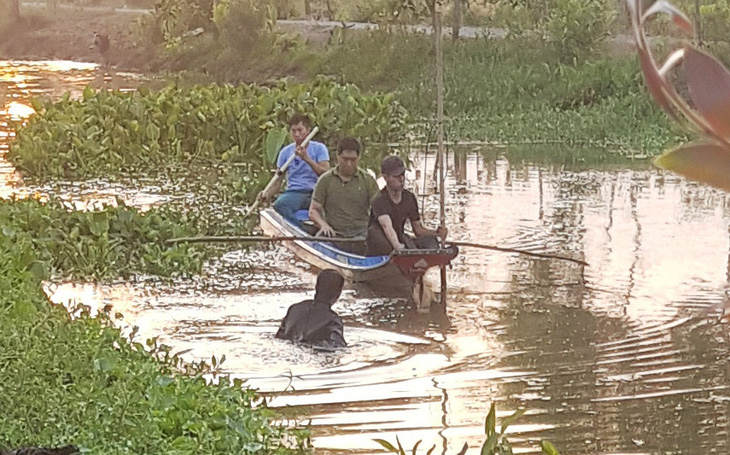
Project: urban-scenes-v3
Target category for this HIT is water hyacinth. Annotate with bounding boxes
[629,0,730,190]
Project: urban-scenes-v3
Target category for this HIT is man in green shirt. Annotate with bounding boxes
[309,137,379,253]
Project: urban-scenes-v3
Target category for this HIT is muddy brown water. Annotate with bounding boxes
[3,60,730,454]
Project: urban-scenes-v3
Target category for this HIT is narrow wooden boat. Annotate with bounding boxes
[259,208,458,300]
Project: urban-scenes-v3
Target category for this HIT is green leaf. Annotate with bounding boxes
[541,441,561,455]
[500,408,526,435]
[481,433,499,455]
[30,97,43,112]
[28,260,49,281]
[90,212,110,236]
[499,438,514,455]
[83,86,95,101]
[396,435,406,455]
[156,375,175,387]
[373,439,399,453]
[654,142,730,191]
[264,127,288,165]
[485,403,496,437]
[93,357,114,372]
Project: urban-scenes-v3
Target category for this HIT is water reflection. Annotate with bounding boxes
[4,62,730,454]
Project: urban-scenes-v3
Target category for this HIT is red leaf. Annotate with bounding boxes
[684,47,730,144]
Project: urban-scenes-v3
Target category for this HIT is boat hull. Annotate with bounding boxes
[260,208,459,303]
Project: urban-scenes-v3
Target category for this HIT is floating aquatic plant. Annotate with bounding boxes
[629,0,730,190]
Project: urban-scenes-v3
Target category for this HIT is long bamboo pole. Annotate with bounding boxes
[448,241,587,266]
[166,236,587,266]
[435,1,447,306]
[167,235,365,245]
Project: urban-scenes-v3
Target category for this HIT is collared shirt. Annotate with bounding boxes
[312,166,379,237]
[277,141,329,192]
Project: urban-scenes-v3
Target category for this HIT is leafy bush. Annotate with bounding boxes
[0,234,308,454]
[214,0,277,54]
[144,0,216,46]
[700,1,730,42]
[0,197,206,279]
[546,0,615,62]
[9,78,410,181]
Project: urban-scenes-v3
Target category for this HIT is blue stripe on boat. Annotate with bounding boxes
[264,208,390,270]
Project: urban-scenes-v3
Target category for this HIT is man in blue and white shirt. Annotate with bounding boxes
[259,114,330,227]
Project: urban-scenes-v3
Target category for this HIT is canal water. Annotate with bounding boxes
[3,60,730,454]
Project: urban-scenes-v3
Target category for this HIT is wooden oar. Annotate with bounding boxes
[167,235,365,245]
[448,240,588,266]
[242,126,320,219]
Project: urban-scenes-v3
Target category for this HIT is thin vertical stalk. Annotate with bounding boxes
[452,0,462,41]
[435,1,447,306]
[694,0,703,46]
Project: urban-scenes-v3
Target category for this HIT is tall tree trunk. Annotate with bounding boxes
[452,0,462,40]
[304,0,311,16]
[10,0,20,19]
[694,0,703,46]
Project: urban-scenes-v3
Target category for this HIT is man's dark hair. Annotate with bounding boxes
[337,137,361,155]
[289,114,311,128]
[315,269,345,304]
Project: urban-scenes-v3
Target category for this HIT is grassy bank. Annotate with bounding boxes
[305,31,688,153]
[0,200,308,454]
[155,27,686,155]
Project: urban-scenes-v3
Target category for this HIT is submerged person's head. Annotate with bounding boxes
[314,269,345,305]
[336,137,361,178]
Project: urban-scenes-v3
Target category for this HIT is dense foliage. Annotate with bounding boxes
[0,233,308,454]
[310,30,686,153]
[0,197,205,279]
[9,78,409,181]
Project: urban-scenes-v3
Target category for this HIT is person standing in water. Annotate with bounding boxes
[275,269,347,348]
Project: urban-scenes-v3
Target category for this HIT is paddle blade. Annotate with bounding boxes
[684,47,730,142]
[264,127,288,165]
[654,142,730,191]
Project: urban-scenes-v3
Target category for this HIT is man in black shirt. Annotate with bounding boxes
[275,269,347,348]
[366,156,448,256]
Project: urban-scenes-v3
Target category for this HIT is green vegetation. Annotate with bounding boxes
[375,403,560,455]
[0,197,209,279]
[114,0,690,156]
[0,232,307,454]
[310,30,687,152]
[9,78,408,181]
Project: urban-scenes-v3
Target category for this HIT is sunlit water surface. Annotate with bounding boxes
[4,61,730,455]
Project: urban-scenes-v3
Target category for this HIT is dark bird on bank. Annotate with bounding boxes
[93,31,110,65]
[0,445,79,455]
